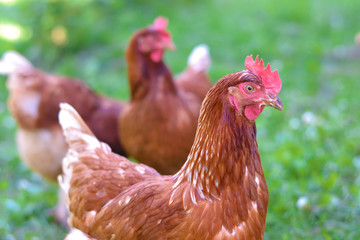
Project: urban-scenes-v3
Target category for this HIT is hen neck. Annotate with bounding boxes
[175,87,263,202]
[126,40,177,101]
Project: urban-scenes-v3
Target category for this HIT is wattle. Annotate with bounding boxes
[244,104,265,120]
[150,50,164,62]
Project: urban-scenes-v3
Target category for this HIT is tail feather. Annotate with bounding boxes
[0,51,33,75]
[58,103,106,205]
[59,103,91,131]
[58,103,108,157]
[187,44,211,73]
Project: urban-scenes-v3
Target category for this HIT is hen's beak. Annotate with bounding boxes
[166,41,176,51]
[264,95,284,111]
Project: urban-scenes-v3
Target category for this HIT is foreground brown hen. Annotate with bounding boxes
[120,18,212,174]
[59,55,283,240]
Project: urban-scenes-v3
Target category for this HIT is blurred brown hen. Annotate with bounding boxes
[0,51,125,226]
[120,17,212,174]
[0,17,178,225]
[58,55,283,240]
[0,55,125,181]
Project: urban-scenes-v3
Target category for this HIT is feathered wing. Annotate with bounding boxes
[58,63,280,239]
[58,103,160,229]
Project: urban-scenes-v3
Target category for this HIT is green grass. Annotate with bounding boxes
[1,0,360,239]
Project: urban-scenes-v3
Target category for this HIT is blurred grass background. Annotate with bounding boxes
[0,0,360,239]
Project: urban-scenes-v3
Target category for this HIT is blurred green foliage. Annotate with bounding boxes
[0,0,360,239]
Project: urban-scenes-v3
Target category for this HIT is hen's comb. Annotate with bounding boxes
[153,17,169,31]
[245,55,282,94]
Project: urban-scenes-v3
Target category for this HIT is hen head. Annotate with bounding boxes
[227,55,283,120]
[137,17,175,62]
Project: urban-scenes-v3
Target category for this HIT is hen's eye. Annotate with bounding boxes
[244,84,255,93]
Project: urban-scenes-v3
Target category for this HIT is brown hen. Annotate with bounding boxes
[0,17,176,225]
[120,18,212,174]
[0,52,125,226]
[59,55,283,240]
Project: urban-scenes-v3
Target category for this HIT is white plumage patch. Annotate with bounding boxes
[216,222,247,238]
[58,103,83,131]
[124,195,132,205]
[79,134,101,150]
[189,189,197,205]
[217,225,236,237]
[17,92,41,118]
[103,198,114,209]
[59,103,102,151]
[118,168,125,175]
[169,187,178,205]
[187,44,211,73]
[3,51,32,67]
[245,167,249,177]
[58,104,84,203]
[251,201,258,211]
[255,176,259,185]
[58,149,78,206]
[0,60,15,74]
[0,51,32,75]
[135,166,145,174]
[58,103,103,211]
[65,228,91,240]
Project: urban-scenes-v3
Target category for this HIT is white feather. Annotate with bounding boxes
[0,51,32,75]
[65,228,91,240]
[58,149,78,205]
[58,103,83,131]
[58,103,98,206]
[187,44,211,73]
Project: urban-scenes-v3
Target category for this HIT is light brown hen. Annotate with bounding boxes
[58,55,283,240]
[120,18,212,174]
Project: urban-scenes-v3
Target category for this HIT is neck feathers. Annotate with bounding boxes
[174,71,266,202]
[171,70,269,238]
[126,34,176,100]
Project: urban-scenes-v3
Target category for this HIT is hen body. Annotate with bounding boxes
[59,56,283,240]
[120,39,212,174]
[0,53,125,182]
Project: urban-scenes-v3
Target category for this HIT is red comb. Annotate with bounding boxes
[153,17,169,31]
[245,55,282,94]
